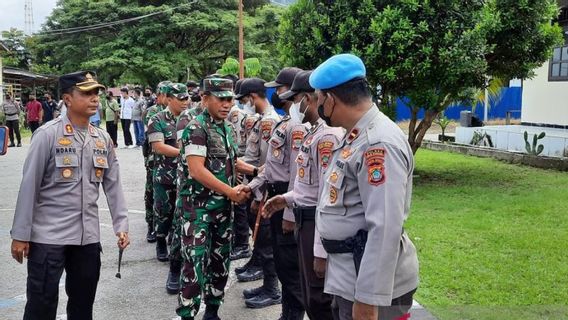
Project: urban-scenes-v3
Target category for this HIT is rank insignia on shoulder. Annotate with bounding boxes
[95,140,105,149]
[347,128,360,144]
[365,148,386,186]
[58,137,73,146]
[305,136,314,146]
[318,141,333,169]
[65,124,74,134]
[62,168,73,179]
[329,186,338,204]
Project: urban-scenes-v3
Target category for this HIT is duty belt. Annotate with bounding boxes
[266,181,288,197]
[321,229,368,275]
[293,206,316,230]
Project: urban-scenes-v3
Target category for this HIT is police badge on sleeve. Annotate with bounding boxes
[365,148,386,186]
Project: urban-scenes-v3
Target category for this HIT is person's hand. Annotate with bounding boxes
[282,219,295,234]
[117,232,130,249]
[234,184,251,196]
[352,300,379,320]
[313,257,327,279]
[262,195,287,218]
[230,185,251,204]
[11,240,29,264]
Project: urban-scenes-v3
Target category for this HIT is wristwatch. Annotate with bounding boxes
[253,167,258,177]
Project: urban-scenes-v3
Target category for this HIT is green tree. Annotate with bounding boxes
[30,0,283,87]
[279,0,563,153]
[1,28,31,69]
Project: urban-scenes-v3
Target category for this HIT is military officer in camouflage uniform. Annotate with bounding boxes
[10,71,130,319]
[147,83,189,262]
[142,81,171,243]
[176,78,257,320]
[264,70,344,319]
[311,54,419,320]
[245,68,308,316]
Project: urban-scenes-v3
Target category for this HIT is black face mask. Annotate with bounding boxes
[318,95,334,126]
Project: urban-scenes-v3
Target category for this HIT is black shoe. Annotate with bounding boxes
[146,225,156,243]
[182,317,194,320]
[202,304,220,320]
[156,237,169,262]
[243,286,264,299]
[237,267,263,282]
[235,255,257,275]
[245,291,282,309]
[166,271,180,294]
[16,142,21,147]
[8,143,15,148]
[230,245,252,261]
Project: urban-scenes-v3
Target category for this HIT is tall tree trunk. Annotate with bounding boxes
[409,110,439,154]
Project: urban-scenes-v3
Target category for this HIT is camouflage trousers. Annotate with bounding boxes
[169,197,184,264]
[176,205,233,318]
[144,162,154,226]
[153,182,176,238]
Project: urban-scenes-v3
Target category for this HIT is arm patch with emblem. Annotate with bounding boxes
[365,148,386,186]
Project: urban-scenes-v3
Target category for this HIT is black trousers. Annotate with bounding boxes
[331,289,416,320]
[247,199,277,285]
[233,202,250,247]
[106,120,118,147]
[297,219,333,319]
[270,210,305,313]
[29,121,40,134]
[6,119,21,144]
[120,118,133,146]
[24,242,102,320]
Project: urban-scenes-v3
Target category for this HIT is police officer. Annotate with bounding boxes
[245,68,308,316]
[236,79,282,302]
[264,70,344,319]
[10,71,130,320]
[176,78,257,320]
[311,54,419,320]
[142,81,171,243]
[147,83,189,264]
[1,93,22,147]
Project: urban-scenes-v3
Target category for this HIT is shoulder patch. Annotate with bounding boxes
[318,141,334,169]
[365,148,386,186]
[261,120,273,141]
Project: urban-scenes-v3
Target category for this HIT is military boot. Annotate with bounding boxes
[156,237,169,262]
[244,276,281,309]
[235,254,257,275]
[230,244,252,261]
[146,224,156,243]
[202,304,220,320]
[166,259,181,294]
[242,286,265,299]
[236,265,263,282]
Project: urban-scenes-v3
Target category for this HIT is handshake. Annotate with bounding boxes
[229,184,252,204]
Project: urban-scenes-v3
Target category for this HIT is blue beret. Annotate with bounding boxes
[309,54,366,90]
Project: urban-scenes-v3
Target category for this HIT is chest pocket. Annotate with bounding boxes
[208,129,229,158]
[55,154,80,183]
[248,129,260,155]
[268,132,285,164]
[91,155,109,182]
[295,152,312,185]
[320,160,347,215]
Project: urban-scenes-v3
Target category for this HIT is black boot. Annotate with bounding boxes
[166,259,181,294]
[8,143,15,147]
[230,244,252,261]
[146,224,156,243]
[236,265,263,282]
[287,308,305,320]
[235,254,256,275]
[244,276,281,309]
[242,286,264,299]
[156,237,169,262]
[202,304,220,320]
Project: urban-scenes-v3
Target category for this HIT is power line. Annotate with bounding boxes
[34,3,194,37]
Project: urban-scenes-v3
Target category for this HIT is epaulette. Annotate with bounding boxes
[366,119,382,146]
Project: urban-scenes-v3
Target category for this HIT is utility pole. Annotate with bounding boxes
[238,0,245,79]
[24,0,35,36]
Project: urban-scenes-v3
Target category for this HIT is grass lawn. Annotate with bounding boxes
[407,150,568,319]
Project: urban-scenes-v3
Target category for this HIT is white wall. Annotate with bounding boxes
[522,61,568,126]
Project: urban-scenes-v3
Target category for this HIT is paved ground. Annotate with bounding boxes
[0,131,437,320]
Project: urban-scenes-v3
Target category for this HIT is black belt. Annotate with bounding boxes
[293,206,316,229]
[321,229,368,275]
[267,181,288,197]
[5,113,18,116]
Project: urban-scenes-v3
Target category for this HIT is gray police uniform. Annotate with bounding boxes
[228,105,248,157]
[242,104,280,167]
[283,119,344,319]
[248,115,309,315]
[316,106,419,317]
[10,115,129,319]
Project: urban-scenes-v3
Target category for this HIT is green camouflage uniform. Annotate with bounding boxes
[171,103,204,264]
[177,79,237,318]
[147,107,179,237]
[143,81,171,227]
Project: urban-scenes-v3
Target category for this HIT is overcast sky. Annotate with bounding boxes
[0,0,58,35]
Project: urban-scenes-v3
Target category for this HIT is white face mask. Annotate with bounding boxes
[290,96,308,123]
[243,101,255,115]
